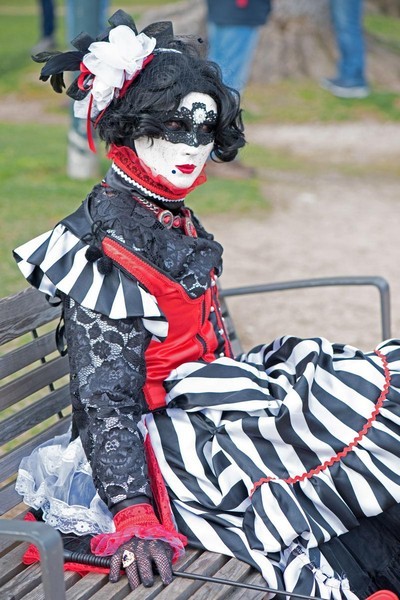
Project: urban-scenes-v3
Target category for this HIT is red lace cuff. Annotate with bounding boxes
[91,503,186,563]
[113,503,159,531]
[90,523,186,563]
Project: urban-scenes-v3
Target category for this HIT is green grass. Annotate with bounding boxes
[0,122,102,296]
[243,80,400,124]
[365,12,400,51]
[190,173,268,215]
[0,0,47,6]
[0,15,43,93]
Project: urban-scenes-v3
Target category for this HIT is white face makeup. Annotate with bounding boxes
[135,92,218,189]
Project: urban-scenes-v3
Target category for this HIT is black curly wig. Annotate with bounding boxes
[96,44,245,162]
[33,9,245,162]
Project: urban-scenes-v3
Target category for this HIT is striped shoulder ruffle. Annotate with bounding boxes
[13,224,168,340]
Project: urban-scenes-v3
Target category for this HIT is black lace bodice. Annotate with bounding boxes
[89,182,223,298]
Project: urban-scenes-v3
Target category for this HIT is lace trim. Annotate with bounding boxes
[250,348,391,495]
[16,470,113,535]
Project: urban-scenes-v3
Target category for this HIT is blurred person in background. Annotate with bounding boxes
[206,0,272,178]
[66,0,109,43]
[321,0,370,98]
[32,0,56,54]
[65,0,110,179]
[206,0,272,94]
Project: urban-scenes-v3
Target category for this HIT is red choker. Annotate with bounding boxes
[107,144,207,202]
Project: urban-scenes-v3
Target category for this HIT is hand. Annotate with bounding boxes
[109,537,173,589]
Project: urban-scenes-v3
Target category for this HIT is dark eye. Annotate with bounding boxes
[199,122,215,134]
[164,120,186,132]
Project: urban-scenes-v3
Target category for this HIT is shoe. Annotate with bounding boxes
[320,77,370,99]
[206,159,256,180]
[31,36,56,55]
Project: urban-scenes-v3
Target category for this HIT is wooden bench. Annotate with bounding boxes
[0,277,392,600]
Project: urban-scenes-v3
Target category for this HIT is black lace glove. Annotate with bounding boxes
[109,537,173,589]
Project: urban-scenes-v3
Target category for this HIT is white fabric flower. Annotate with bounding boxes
[74,25,156,118]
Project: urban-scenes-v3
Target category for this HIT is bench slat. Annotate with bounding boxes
[0,385,70,447]
[87,548,202,600]
[0,354,69,411]
[65,572,109,600]
[0,553,43,599]
[190,557,253,600]
[0,330,59,379]
[227,569,269,599]
[0,544,28,587]
[0,481,33,517]
[85,577,131,599]
[151,550,228,599]
[21,571,81,600]
[0,510,27,555]
[0,288,61,346]
[0,416,71,487]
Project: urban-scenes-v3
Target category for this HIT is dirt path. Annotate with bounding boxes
[3,95,399,351]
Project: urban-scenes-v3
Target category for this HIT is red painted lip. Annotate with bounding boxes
[176,164,195,174]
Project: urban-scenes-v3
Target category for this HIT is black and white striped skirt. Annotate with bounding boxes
[146,336,400,599]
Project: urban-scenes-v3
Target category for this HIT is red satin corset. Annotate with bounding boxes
[102,236,232,409]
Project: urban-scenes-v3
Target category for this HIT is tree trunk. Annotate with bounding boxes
[139,0,400,90]
[252,0,334,83]
[368,0,400,17]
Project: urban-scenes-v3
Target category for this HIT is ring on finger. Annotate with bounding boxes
[122,550,136,568]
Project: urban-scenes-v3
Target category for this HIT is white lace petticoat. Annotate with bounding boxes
[15,432,114,536]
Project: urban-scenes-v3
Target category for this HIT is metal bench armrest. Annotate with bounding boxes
[220,276,391,341]
[0,519,66,600]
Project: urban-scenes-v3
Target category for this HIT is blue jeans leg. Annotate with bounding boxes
[329,0,367,86]
[98,0,109,33]
[207,23,260,93]
[66,0,109,40]
[40,0,55,37]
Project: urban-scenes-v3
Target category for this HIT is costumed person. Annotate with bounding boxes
[205,0,272,179]
[13,10,400,599]
[207,0,272,94]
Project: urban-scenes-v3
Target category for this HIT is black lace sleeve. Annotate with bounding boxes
[63,295,153,510]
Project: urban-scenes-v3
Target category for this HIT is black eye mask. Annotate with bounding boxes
[162,102,218,147]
